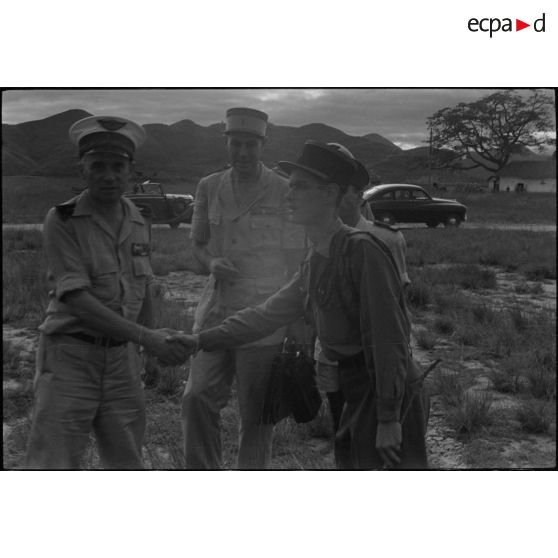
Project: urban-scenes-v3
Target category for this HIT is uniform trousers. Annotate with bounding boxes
[26,334,145,469]
[181,344,279,469]
[335,353,429,470]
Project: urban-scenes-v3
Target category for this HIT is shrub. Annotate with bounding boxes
[448,390,493,436]
[431,371,466,407]
[415,329,437,350]
[433,289,470,314]
[514,282,544,295]
[433,317,456,335]
[406,279,432,309]
[524,349,556,400]
[508,306,530,333]
[156,366,186,398]
[516,400,553,434]
[488,366,523,395]
[471,303,497,325]
[3,250,49,326]
[525,265,555,281]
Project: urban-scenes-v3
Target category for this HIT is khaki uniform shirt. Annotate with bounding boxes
[313,216,410,367]
[355,216,410,287]
[199,224,412,422]
[40,190,153,336]
[191,163,305,346]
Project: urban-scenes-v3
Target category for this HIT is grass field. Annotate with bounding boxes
[2,175,556,225]
[2,225,556,469]
[2,176,197,224]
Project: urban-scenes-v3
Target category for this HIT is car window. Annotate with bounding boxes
[411,189,429,200]
[397,190,411,200]
[379,191,395,200]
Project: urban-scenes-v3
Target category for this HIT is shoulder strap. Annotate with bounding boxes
[55,201,77,221]
[333,230,401,310]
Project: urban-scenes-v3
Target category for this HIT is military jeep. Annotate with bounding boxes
[125,181,194,229]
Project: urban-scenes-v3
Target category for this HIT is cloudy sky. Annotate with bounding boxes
[2,88,555,149]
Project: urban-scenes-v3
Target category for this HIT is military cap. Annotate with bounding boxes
[326,143,370,189]
[225,107,268,138]
[278,140,357,186]
[69,115,147,159]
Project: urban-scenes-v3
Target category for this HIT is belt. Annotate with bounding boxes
[337,352,365,369]
[65,332,127,347]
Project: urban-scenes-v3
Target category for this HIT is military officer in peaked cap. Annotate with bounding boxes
[181,107,306,469]
[26,115,190,469]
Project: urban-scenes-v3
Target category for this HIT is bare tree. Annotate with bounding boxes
[427,90,555,191]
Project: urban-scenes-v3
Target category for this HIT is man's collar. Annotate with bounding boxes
[310,218,344,257]
[72,189,145,224]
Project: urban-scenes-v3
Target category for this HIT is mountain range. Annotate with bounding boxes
[5,109,546,185]
[2,109,404,181]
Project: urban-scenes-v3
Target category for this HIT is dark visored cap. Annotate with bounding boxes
[278,140,357,186]
[69,116,147,159]
[326,142,370,189]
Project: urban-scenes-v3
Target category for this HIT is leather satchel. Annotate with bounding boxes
[262,340,322,424]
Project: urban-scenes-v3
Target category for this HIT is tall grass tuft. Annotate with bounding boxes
[448,391,493,436]
[415,329,437,350]
[524,349,556,400]
[406,279,432,309]
[431,371,467,407]
[516,400,553,434]
[3,250,49,326]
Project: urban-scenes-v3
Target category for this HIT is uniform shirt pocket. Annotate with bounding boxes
[90,258,119,303]
[249,210,282,249]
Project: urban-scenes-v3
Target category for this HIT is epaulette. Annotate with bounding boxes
[373,220,400,232]
[204,164,231,178]
[55,201,77,221]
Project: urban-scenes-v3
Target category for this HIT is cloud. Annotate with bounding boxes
[2,88,554,149]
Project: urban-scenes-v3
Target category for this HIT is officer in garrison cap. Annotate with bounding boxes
[174,140,429,470]
[26,115,190,470]
[181,107,306,469]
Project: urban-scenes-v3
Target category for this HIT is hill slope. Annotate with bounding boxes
[2,110,402,181]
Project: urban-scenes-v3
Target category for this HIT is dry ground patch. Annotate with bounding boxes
[3,226,556,469]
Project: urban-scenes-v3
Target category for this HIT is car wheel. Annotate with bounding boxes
[172,199,188,217]
[376,212,396,225]
[444,214,462,227]
[426,220,439,228]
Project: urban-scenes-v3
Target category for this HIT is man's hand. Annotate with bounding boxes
[141,328,192,365]
[376,421,402,469]
[209,257,240,281]
[166,333,199,351]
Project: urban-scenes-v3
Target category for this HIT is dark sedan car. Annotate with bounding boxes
[125,181,194,228]
[363,183,467,227]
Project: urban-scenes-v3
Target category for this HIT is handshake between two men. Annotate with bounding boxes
[140,329,198,367]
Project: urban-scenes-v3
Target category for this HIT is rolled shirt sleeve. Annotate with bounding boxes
[349,240,411,423]
[43,208,91,300]
[199,272,305,351]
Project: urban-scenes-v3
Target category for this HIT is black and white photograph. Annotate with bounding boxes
[3,87,556,471]
[1,2,557,557]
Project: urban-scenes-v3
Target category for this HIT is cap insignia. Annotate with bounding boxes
[97,118,127,131]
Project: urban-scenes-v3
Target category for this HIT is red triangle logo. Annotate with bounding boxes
[516,19,530,31]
